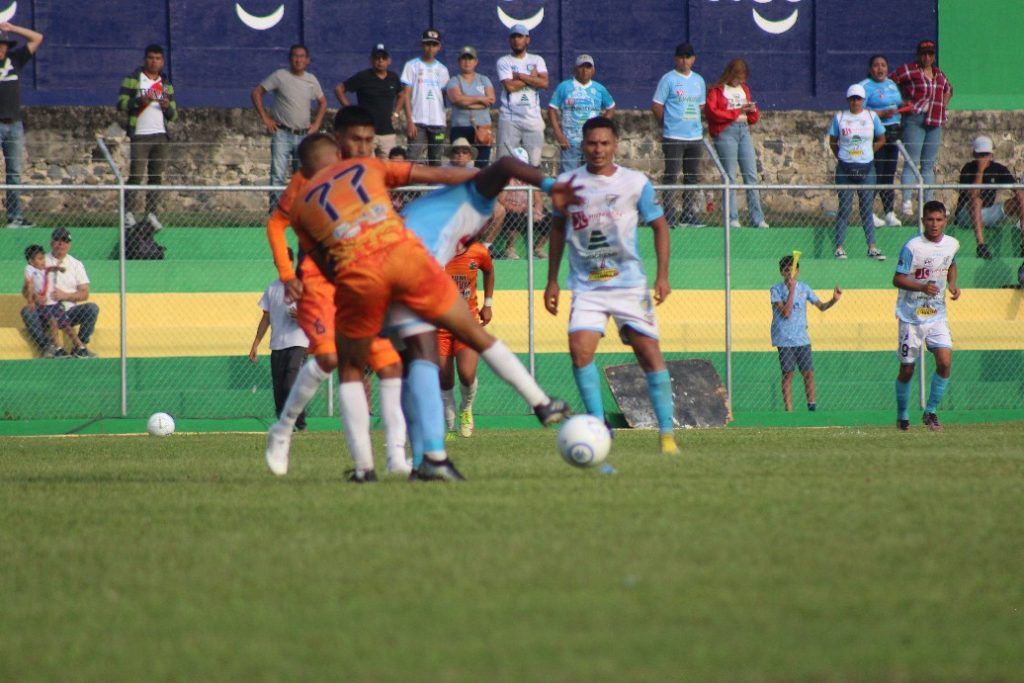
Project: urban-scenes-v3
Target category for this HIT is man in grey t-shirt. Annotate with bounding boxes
[251,44,327,209]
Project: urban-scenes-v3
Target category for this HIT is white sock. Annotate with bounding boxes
[442,388,456,430]
[460,379,478,412]
[480,340,547,407]
[276,359,329,431]
[378,378,406,465]
[338,381,374,472]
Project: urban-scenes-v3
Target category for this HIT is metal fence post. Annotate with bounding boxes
[96,138,128,417]
[703,139,733,402]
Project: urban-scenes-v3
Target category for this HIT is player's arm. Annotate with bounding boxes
[479,259,495,325]
[1,23,42,54]
[248,310,270,363]
[250,85,278,133]
[334,82,350,107]
[407,164,479,186]
[548,106,569,149]
[544,215,567,315]
[515,69,548,90]
[872,133,885,153]
[22,277,35,308]
[650,101,665,127]
[814,287,842,311]
[310,93,327,133]
[947,262,960,300]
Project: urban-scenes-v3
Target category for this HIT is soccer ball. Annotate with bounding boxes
[147,412,175,437]
[557,415,612,468]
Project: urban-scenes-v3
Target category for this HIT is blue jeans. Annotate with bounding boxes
[559,144,583,174]
[835,161,876,250]
[900,113,942,203]
[269,129,304,210]
[0,120,26,221]
[712,123,765,225]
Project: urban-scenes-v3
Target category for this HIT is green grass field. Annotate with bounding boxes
[3,424,1024,682]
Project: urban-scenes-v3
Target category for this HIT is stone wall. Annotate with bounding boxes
[14,106,1024,216]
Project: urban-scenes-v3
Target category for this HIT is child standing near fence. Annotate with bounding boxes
[22,244,88,358]
[770,255,842,411]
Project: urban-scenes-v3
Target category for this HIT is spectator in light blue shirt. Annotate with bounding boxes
[828,83,887,261]
[652,42,707,226]
[548,54,615,173]
[770,255,841,412]
[860,54,906,228]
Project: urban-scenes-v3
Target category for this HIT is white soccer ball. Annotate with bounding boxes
[147,412,175,437]
[557,414,612,468]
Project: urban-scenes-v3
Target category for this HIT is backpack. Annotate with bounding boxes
[113,217,166,260]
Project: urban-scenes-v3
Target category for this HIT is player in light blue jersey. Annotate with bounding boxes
[893,200,961,432]
[544,116,679,454]
[548,54,615,173]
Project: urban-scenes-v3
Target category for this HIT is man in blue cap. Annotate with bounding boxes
[496,23,549,166]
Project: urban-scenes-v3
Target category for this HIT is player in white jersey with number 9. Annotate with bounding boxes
[545,116,679,454]
[893,200,961,432]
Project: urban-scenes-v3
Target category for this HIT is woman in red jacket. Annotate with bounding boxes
[707,59,768,228]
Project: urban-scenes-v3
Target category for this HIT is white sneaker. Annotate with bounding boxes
[884,212,902,227]
[872,213,886,228]
[901,200,914,216]
[387,457,412,475]
[146,212,163,231]
[124,211,137,228]
[756,220,770,229]
[729,219,741,229]
[264,424,292,476]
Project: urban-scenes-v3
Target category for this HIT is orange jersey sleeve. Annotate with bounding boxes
[382,159,413,188]
[266,171,308,281]
[445,243,493,311]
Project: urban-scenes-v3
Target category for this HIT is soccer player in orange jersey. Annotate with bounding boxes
[438,239,493,437]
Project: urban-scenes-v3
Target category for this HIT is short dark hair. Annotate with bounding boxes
[24,244,44,261]
[297,133,337,169]
[144,44,164,56]
[333,105,375,133]
[388,146,407,159]
[289,44,308,57]
[923,200,947,217]
[582,116,617,138]
[778,255,795,271]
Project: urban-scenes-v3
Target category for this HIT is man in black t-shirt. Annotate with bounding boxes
[334,44,403,158]
[953,135,1024,259]
[0,22,43,228]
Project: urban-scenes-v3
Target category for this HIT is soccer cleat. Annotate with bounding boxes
[834,247,847,260]
[73,346,97,358]
[387,457,412,476]
[264,424,292,476]
[410,457,465,482]
[976,243,993,260]
[897,419,910,432]
[867,248,886,261]
[884,211,902,227]
[534,398,572,426]
[660,433,680,455]
[872,213,886,228]
[922,412,943,432]
[459,409,474,437]
[346,468,378,483]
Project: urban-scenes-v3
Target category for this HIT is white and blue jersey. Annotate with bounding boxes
[894,234,960,324]
[769,281,820,348]
[652,70,706,141]
[549,79,615,147]
[859,77,903,127]
[401,181,496,265]
[828,109,885,164]
[556,165,663,292]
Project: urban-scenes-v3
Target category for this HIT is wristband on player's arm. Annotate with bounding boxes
[540,177,556,194]
[483,297,494,307]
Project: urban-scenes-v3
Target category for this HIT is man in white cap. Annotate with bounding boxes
[953,135,1024,259]
[496,23,548,166]
[549,54,615,173]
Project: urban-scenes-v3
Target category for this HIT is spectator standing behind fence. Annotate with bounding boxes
[0,22,43,228]
[398,28,450,166]
[860,54,904,229]
[548,54,615,174]
[496,24,549,166]
[706,58,768,229]
[446,46,495,169]
[652,42,706,227]
[249,248,310,432]
[828,84,886,261]
[20,228,98,358]
[891,39,952,216]
[770,255,841,412]
[334,44,403,159]
[117,44,177,232]
[251,44,327,209]
[953,136,1024,260]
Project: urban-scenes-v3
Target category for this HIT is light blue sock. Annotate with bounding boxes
[407,359,447,460]
[895,379,912,421]
[401,379,424,468]
[572,362,605,420]
[926,373,949,413]
[645,369,675,434]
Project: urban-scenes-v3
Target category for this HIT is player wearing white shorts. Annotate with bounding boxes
[544,116,679,454]
[893,200,961,432]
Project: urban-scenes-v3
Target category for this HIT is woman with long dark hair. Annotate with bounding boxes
[860,54,905,227]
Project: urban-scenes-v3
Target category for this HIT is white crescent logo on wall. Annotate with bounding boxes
[0,1,18,23]
[708,0,801,36]
[235,2,284,31]
[497,5,544,31]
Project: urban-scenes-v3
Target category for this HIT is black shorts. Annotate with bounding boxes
[777,345,813,373]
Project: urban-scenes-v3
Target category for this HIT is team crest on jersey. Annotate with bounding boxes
[469,260,478,271]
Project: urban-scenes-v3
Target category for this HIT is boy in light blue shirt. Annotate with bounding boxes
[770,255,841,411]
[548,54,615,173]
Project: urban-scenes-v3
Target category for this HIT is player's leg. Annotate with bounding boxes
[455,344,479,437]
[781,370,794,412]
[437,331,458,433]
[337,334,378,480]
[797,346,816,411]
[369,339,409,475]
[569,330,606,420]
[623,325,678,454]
[923,323,953,431]
[895,321,920,431]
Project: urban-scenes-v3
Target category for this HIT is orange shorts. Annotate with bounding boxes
[437,327,470,357]
[368,337,401,372]
[334,237,459,339]
[296,258,337,356]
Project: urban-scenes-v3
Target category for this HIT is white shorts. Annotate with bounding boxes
[897,319,952,364]
[383,303,436,341]
[569,287,659,344]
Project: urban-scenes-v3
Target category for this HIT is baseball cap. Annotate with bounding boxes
[459,45,478,59]
[575,54,595,67]
[917,39,937,53]
[509,23,529,37]
[51,228,72,242]
[0,31,16,47]
[674,42,695,58]
[972,135,994,155]
[511,147,530,164]
[846,83,866,99]
[370,43,389,58]
[421,28,441,44]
